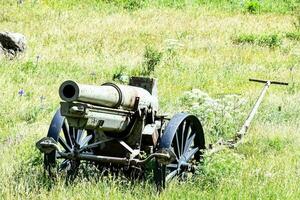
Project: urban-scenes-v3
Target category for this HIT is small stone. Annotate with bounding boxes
[0,31,26,55]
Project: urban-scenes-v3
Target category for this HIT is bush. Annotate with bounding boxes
[112,65,129,83]
[107,0,146,10]
[257,34,282,47]
[233,34,282,48]
[286,31,300,41]
[180,89,247,141]
[122,0,145,10]
[141,46,162,76]
[244,0,261,14]
[233,34,256,44]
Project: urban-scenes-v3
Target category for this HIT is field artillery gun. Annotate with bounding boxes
[36,77,205,188]
[36,76,288,188]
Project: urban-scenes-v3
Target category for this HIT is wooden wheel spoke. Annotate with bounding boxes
[62,119,69,133]
[70,127,76,144]
[165,169,178,182]
[183,147,199,162]
[166,163,178,168]
[80,135,93,147]
[171,147,179,161]
[79,138,113,153]
[76,129,84,144]
[186,127,192,143]
[58,136,72,152]
[62,121,73,147]
[175,130,181,157]
[183,133,196,155]
[180,121,186,156]
[183,122,191,147]
[59,160,70,171]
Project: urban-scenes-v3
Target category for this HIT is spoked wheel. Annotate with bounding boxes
[155,113,205,189]
[44,109,93,180]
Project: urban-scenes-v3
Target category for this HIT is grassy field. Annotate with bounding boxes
[0,0,300,199]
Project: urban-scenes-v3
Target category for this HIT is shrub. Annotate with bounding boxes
[233,34,256,44]
[107,0,146,10]
[112,65,129,83]
[244,0,261,14]
[180,89,247,141]
[286,31,300,41]
[257,34,282,47]
[141,46,162,76]
[233,34,282,48]
[122,0,145,10]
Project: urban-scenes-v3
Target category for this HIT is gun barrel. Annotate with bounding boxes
[59,80,158,111]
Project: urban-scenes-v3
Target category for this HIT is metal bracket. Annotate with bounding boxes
[133,97,140,111]
[36,137,59,154]
[118,140,140,159]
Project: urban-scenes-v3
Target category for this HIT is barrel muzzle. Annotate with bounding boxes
[59,80,80,102]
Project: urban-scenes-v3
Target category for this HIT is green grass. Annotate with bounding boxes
[286,31,300,41]
[0,0,300,199]
[233,34,283,48]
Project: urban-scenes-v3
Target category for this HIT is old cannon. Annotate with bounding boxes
[36,77,206,188]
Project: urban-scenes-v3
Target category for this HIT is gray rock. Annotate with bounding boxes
[0,43,4,59]
[0,31,26,55]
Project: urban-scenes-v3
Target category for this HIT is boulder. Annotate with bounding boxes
[0,31,26,56]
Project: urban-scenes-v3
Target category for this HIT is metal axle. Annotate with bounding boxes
[36,137,172,166]
[59,152,171,166]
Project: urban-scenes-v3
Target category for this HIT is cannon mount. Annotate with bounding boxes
[36,77,206,189]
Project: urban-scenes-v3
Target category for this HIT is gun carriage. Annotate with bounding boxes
[36,77,206,188]
[36,75,288,189]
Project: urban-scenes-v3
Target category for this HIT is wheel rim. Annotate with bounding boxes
[44,109,93,178]
[155,113,205,188]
